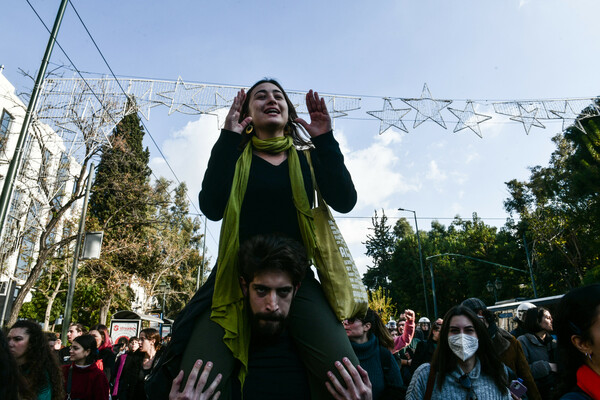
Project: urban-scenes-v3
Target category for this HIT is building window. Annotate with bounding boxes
[0,109,13,152]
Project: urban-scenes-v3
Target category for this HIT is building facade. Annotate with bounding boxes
[0,69,83,325]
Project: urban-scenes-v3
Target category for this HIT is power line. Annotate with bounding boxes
[24,0,218,255]
[65,0,218,252]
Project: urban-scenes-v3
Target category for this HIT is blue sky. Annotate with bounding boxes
[2,0,599,275]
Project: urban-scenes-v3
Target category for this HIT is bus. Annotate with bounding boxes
[487,294,564,332]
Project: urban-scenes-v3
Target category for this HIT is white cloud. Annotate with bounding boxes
[425,160,447,181]
[149,111,225,200]
[451,171,468,186]
[342,130,418,209]
[465,152,480,164]
[519,0,531,8]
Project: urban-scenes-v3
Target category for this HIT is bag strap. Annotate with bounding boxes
[424,364,436,400]
[67,365,73,399]
[303,150,323,207]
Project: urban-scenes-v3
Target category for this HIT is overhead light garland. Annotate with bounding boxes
[35,77,599,139]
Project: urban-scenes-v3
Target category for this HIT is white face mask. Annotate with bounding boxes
[448,333,479,361]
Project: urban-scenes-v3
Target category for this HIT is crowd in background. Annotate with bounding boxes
[349,283,600,400]
[1,320,170,400]
[1,283,599,400]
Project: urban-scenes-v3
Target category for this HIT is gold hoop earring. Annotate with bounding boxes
[284,123,292,135]
[245,125,254,135]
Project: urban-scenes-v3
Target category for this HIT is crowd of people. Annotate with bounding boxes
[1,79,599,399]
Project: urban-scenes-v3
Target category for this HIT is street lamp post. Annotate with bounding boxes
[486,278,502,304]
[398,208,429,318]
[158,281,170,337]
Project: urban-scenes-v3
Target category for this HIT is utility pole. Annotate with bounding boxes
[61,163,94,343]
[398,208,430,317]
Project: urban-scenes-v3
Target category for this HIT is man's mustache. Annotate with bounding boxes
[253,312,285,322]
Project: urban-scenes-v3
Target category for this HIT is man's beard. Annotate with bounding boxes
[250,311,288,342]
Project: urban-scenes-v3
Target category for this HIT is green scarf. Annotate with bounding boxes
[211,134,317,386]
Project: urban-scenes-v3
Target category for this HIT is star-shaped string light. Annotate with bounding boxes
[549,100,600,132]
[510,103,545,134]
[402,84,452,129]
[366,98,411,134]
[447,101,492,138]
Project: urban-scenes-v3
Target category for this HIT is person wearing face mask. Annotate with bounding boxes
[517,307,558,399]
[462,298,541,400]
[406,305,512,400]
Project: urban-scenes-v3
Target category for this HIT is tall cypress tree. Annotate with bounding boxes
[85,111,154,322]
[90,112,151,230]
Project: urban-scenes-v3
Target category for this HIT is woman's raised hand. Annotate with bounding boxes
[295,90,332,138]
[224,90,252,134]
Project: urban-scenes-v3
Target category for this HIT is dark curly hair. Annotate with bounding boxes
[238,234,309,287]
[9,320,65,400]
[432,306,508,393]
[0,329,27,400]
[238,78,313,150]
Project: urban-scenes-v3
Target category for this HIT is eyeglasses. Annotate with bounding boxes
[458,374,478,400]
[343,318,362,325]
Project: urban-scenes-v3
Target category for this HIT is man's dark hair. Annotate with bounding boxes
[69,323,84,333]
[239,234,309,286]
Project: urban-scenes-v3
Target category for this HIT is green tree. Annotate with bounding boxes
[504,107,600,291]
[87,111,155,323]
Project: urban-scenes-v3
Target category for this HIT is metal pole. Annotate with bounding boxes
[61,163,94,343]
[0,280,14,327]
[429,262,438,319]
[0,0,69,240]
[399,208,430,317]
[523,234,538,298]
[196,216,207,290]
[160,290,166,337]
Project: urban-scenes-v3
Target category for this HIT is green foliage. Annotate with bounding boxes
[368,286,396,324]
[504,109,600,290]
[363,212,535,318]
[363,104,600,319]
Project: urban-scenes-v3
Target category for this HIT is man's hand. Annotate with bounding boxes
[325,358,372,400]
[169,360,222,400]
[405,309,415,322]
[53,338,62,350]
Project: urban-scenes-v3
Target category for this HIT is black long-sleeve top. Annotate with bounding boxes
[199,129,357,244]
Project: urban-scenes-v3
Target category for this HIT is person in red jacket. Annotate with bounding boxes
[62,334,109,400]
